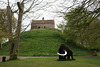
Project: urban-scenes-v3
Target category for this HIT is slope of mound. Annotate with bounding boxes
[19,29,65,56]
[0,29,92,56]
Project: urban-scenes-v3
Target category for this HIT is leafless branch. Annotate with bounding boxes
[21,22,31,33]
[23,0,41,14]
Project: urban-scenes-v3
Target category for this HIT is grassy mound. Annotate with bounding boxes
[19,29,65,56]
[0,29,91,56]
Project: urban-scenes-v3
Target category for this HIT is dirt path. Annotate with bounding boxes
[0,55,100,62]
[0,56,57,62]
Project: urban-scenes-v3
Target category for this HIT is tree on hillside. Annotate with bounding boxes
[83,19,100,49]
[0,9,7,48]
[55,0,99,48]
[57,21,66,33]
[64,7,91,45]
[0,9,9,50]
[0,0,55,60]
[63,6,100,49]
[0,8,16,50]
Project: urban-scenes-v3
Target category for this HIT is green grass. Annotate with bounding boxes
[98,53,100,56]
[0,29,92,56]
[0,57,100,67]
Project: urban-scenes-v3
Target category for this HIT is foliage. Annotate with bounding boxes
[0,9,17,42]
[57,21,66,33]
[79,0,100,19]
[61,6,100,49]
[0,8,17,50]
[84,19,100,49]
[0,9,8,43]
[0,57,100,67]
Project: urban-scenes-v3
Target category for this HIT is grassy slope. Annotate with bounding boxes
[19,29,65,56]
[0,29,91,56]
[0,57,100,67]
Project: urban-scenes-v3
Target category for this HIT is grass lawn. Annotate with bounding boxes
[98,53,100,56]
[0,57,100,67]
[0,29,92,56]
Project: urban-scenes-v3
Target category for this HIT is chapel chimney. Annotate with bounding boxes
[42,17,44,20]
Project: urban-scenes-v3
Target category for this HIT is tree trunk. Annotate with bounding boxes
[12,2,24,59]
[7,2,24,60]
[7,6,14,60]
[0,43,1,50]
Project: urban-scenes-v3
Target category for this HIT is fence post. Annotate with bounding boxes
[2,56,6,62]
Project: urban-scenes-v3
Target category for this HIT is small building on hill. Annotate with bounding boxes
[31,17,55,29]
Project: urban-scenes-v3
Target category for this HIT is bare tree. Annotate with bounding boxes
[0,0,55,60]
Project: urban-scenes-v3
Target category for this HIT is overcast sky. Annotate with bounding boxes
[0,0,77,31]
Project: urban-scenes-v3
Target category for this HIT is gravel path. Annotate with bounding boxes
[0,55,100,62]
[0,56,57,62]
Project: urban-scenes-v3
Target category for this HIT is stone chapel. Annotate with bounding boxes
[31,17,55,29]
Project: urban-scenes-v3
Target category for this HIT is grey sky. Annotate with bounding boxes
[0,0,79,30]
